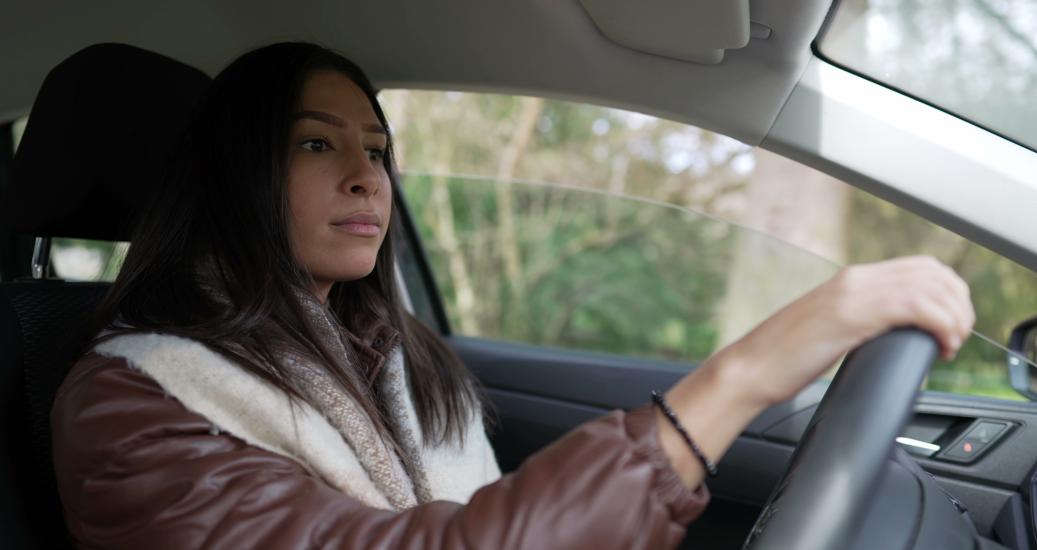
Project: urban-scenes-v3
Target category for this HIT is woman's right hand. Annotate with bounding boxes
[657,255,975,487]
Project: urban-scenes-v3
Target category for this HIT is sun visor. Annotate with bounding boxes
[579,0,751,64]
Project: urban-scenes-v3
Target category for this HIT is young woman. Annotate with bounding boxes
[51,42,974,549]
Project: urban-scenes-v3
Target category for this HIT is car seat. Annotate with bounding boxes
[0,43,209,549]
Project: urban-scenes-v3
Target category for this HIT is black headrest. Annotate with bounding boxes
[5,43,210,242]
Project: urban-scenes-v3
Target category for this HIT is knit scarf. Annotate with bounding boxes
[95,289,500,510]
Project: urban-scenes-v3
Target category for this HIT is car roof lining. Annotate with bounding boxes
[0,0,832,146]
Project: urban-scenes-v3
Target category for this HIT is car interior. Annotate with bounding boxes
[3,1,1037,549]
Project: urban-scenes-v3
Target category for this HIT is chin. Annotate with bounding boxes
[328,263,378,283]
[309,250,380,284]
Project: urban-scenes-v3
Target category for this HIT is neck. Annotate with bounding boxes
[311,280,332,304]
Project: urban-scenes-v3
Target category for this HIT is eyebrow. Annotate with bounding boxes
[293,110,388,135]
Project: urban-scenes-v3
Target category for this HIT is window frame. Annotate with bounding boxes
[394,180,453,335]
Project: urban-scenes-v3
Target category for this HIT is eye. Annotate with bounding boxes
[367,147,386,162]
[300,137,332,153]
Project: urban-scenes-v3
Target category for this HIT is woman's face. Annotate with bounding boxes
[286,70,392,301]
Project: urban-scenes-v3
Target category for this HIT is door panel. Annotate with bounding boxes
[453,335,1037,546]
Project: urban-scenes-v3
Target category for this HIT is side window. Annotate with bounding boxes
[382,90,1037,401]
[398,174,828,362]
[50,239,128,282]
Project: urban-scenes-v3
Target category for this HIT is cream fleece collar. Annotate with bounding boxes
[93,332,500,509]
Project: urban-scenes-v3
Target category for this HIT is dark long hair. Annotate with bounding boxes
[92,42,483,445]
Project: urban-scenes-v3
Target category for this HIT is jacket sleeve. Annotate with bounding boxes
[52,353,709,550]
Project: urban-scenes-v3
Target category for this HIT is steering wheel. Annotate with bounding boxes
[743,328,939,550]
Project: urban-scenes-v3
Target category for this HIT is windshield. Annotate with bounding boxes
[402,173,1037,401]
[819,0,1037,150]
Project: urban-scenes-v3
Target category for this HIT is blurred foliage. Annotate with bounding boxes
[49,238,128,282]
[382,89,1037,402]
[403,175,732,361]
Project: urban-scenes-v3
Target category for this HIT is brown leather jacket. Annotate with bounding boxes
[52,352,710,549]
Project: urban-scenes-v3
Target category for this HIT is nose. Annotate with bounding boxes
[340,146,381,198]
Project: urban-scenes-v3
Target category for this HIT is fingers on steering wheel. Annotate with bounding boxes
[937,263,975,336]
[918,259,974,352]
[888,257,973,356]
[902,284,965,360]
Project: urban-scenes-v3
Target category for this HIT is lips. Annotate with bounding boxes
[330,212,382,237]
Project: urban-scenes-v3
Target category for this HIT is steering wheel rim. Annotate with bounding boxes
[743,328,939,550]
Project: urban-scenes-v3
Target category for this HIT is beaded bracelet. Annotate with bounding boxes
[651,390,718,478]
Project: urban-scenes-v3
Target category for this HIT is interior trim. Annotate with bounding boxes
[763,59,1037,271]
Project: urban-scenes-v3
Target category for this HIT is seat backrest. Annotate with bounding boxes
[1,282,109,549]
[0,43,209,549]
